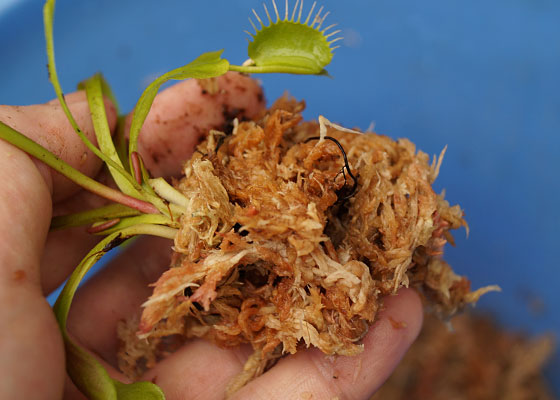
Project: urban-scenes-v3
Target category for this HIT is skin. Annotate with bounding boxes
[0,72,422,400]
[126,73,266,178]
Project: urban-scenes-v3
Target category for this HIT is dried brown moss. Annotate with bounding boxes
[372,313,556,400]
[118,96,498,394]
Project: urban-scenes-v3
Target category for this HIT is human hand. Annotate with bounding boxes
[0,73,422,400]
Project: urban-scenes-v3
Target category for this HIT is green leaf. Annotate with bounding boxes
[63,333,165,400]
[64,336,118,399]
[91,214,177,236]
[114,381,166,400]
[50,204,141,230]
[54,225,177,325]
[98,73,121,115]
[79,73,121,115]
[128,50,230,158]
[53,226,175,399]
[53,233,124,399]
[82,74,142,197]
[115,116,130,170]
[54,233,125,325]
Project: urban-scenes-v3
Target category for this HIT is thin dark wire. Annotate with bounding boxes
[214,135,226,154]
[102,233,126,252]
[304,136,358,200]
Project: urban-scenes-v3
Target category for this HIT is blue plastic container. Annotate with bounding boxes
[1,0,558,393]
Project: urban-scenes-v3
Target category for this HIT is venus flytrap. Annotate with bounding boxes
[232,0,341,75]
[0,0,339,398]
[127,0,341,157]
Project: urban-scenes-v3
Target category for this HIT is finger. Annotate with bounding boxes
[126,71,266,178]
[0,137,65,398]
[231,289,423,400]
[141,340,252,400]
[61,349,131,400]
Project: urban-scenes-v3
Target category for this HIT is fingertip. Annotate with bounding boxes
[340,288,423,397]
[233,288,423,400]
[140,341,252,400]
[315,288,423,398]
[377,288,424,345]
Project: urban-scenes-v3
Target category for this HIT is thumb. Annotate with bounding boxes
[0,132,65,398]
[0,91,116,398]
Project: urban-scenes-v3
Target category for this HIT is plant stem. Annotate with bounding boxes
[149,177,190,209]
[83,74,144,197]
[54,225,176,327]
[0,121,159,214]
[127,51,229,162]
[90,215,177,235]
[50,204,141,230]
[228,64,327,75]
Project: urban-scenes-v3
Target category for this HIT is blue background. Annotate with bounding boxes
[1,0,559,391]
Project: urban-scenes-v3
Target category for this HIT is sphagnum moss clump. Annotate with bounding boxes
[0,1,499,399]
[117,96,498,396]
